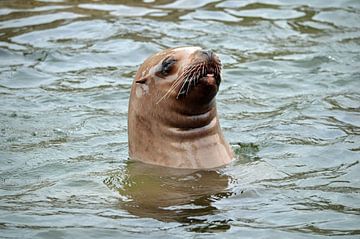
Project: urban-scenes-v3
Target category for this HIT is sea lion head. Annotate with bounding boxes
[132,46,222,112]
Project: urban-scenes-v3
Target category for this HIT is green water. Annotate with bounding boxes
[0,0,359,238]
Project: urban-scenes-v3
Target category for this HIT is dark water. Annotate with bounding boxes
[1,0,360,238]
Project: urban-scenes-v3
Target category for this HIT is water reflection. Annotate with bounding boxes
[104,161,233,232]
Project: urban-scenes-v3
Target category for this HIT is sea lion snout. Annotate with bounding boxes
[199,49,214,59]
[175,49,222,99]
[193,49,218,64]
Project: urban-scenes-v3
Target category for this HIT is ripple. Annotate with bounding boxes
[159,0,221,9]
[37,0,65,2]
[0,8,16,16]
[313,10,360,28]
[217,0,303,9]
[27,5,71,12]
[34,41,157,73]
[0,12,84,29]
[218,0,360,9]
[181,9,241,22]
[78,3,163,17]
[0,41,27,51]
[226,8,305,20]
[0,48,34,67]
[324,93,360,112]
[0,67,58,89]
[0,5,72,16]
[12,20,117,48]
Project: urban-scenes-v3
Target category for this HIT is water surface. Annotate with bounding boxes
[0,0,359,238]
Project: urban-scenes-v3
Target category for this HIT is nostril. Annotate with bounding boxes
[201,50,214,59]
[201,50,208,56]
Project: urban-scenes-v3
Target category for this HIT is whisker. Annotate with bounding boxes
[158,58,222,102]
[158,64,198,103]
[176,66,197,99]
[177,77,190,99]
[156,72,186,104]
[157,76,184,104]
[186,78,192,96]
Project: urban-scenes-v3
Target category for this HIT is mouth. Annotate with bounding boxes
[176,61,222,99]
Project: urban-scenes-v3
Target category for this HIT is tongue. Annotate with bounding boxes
[204,73,216,85]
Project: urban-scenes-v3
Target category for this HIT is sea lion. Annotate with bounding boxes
[128,46,233,169]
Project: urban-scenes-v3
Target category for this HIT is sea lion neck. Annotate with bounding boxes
[173,97,216,116]
[162,97,217,130]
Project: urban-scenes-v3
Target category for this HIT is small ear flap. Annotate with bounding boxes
[135,78,147,84]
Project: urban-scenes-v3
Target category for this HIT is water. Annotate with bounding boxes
[0,0,359,238]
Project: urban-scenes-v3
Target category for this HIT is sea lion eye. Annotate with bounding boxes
[160,57,176,75]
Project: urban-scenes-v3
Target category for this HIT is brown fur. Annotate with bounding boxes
[128,47,233,169]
